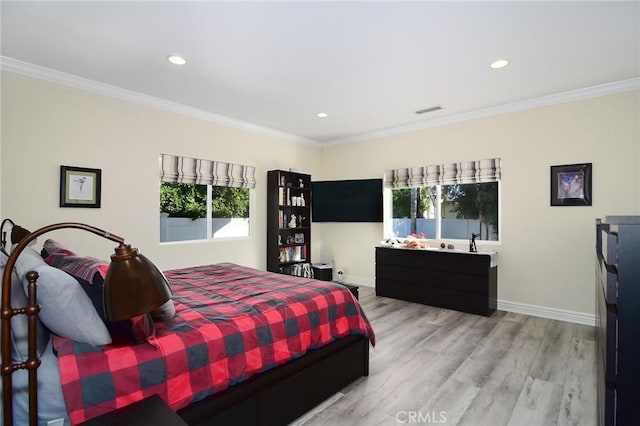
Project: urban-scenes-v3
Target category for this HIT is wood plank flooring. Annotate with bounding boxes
[295,286,596,426]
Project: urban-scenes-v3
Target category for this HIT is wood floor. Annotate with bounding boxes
[296,286,597,426]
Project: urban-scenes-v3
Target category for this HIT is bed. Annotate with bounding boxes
[1,228,375,426]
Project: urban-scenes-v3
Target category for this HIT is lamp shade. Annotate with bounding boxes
[10,225,31,245]
[103,244,172,321]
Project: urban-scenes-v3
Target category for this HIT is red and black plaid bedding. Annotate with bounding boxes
[53,262,375,424]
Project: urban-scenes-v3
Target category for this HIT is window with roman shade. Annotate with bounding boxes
[159,154,255,242]
[384,158,501,242]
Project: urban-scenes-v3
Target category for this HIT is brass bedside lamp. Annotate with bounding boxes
[1,222,172,426]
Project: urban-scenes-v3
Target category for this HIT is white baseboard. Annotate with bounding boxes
[349,278,595,327]
[497,299,595,326]
[357,281,594,327]
[342,275,375,288]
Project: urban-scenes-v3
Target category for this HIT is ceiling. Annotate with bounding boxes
[1,1,639,145]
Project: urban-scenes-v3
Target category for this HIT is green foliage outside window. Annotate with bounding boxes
[392,188,430,218]
[160,183,249,219]
[392,188,432,235]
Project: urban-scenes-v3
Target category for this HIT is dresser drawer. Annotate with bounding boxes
[601,261,618,305]
[425,251,488,275]
[376,247,425,268]
[597,286,618,385]
[376,263,424,284]
[427,270,489,295]
[600,225,618,265]
[375,278,428,305]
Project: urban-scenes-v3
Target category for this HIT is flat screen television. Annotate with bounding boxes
[311,179,383,222]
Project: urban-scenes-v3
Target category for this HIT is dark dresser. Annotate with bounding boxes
[596,216,640,426]
[375,246,497,316]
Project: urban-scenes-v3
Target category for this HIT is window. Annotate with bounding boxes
[386,182,499,241]
[159,154,255,243]
[384,158,501,242]
[160,183,251,242]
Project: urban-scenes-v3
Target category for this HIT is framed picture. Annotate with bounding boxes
[550,163,592,206]
[60,165,102,208]
[294,233,304,244]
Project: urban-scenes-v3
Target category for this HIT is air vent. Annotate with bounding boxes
[415,105,442,115]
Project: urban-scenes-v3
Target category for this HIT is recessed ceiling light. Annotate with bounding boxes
[490,59,509,69]
[317,112,328,118]
[167,55,187,65]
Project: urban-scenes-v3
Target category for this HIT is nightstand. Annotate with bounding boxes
[79,395,187,426]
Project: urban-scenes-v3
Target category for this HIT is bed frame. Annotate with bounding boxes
[0,220,371,426]
[179,335,369,425]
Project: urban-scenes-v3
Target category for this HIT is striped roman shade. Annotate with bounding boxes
[160,154,256,189]
[384,158,501,189]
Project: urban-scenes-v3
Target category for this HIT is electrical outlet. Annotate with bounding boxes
[336,270,344,283]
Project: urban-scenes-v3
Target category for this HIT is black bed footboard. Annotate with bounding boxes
[179,335,370,426]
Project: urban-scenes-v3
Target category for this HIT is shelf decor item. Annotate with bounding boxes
[550,163,592,206]
[59,165,102,208]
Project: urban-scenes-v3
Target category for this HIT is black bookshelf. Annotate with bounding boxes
[267,170,312,276]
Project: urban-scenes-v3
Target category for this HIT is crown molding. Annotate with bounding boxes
[325,77,640,146]
[2,56,637,147]
[0,56,319,146]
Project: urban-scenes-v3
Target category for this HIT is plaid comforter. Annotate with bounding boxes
[53,263,375,424]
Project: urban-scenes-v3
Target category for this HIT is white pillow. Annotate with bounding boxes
[14,246,111,346]
[13,246,48,281]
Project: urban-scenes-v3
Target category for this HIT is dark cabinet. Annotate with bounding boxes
[596,216,640,426]
[375,246,497,316]
[267,170,312,275]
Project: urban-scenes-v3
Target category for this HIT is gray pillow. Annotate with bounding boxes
[0,252,50,362]
[14,247,112,346]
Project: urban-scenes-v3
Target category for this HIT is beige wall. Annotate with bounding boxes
[0,71,321,270]
[2,70,639,317]
[318,91,640,315]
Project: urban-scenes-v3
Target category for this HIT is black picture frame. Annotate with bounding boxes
[550,163,592,206]
[60,165,102,208]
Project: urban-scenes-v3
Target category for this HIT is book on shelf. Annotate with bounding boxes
[278,187,292,206]
[278,245,307,263]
